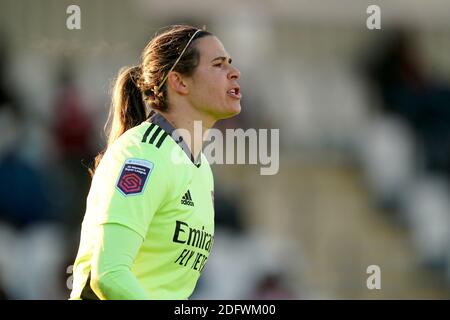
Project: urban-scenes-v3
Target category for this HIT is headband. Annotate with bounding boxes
[154,29,202,95]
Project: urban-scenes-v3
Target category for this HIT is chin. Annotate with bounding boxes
[209,102,241,120]
[222,103,241,119]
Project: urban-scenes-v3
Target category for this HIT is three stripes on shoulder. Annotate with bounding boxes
[142,124,168,148]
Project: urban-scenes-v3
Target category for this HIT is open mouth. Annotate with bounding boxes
[227,87,242,99]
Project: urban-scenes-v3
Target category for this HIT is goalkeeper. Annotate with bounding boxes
[70,24,242,300]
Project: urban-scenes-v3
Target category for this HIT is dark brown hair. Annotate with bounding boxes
[90,25,212,176]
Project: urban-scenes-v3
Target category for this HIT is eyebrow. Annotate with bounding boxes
[210,56,232,64]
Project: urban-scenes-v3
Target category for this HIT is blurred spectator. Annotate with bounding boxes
[52,59,94,161]
[250,272,295,300]
[362,29,450,279]
[0,35,68,300]
[0,38,52,228]
[213,188,245,233]
[49,58,95,227]
[365,29,450,176]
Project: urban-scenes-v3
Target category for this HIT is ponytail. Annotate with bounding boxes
[89,66,147,177]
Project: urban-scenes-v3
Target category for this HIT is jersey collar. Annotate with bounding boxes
[147,110,201,168]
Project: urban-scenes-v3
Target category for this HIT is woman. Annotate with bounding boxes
[70,25,241,300]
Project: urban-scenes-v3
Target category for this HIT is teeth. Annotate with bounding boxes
[227,88,240,97]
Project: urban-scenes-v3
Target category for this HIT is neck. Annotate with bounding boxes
[161,101,216,161]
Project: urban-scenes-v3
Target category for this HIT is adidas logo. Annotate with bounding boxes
[181,190,194,207]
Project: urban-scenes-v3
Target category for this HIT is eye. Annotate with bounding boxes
[213,62,223,68]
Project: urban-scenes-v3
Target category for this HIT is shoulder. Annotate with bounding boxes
[93,122,174,197]
[107,122,172,163]
[94,122,172,184]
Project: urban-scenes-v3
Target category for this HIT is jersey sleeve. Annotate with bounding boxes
[90,140,170,239]
[91,223,150,300]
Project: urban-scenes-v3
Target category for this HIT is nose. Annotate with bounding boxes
[228,65,240,80]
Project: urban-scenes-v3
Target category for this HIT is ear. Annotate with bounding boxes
[167,72,189,95]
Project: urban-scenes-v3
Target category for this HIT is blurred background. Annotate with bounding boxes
[1,0,450,299]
